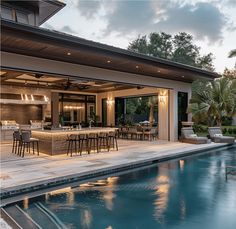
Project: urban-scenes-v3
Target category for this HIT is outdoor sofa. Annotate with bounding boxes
[208,127,235,144]
[181,127,209,144]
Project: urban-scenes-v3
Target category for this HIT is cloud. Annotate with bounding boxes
[43,22,55,30]
[61,25,77,34]
[77,0,102,19]
[104,0,157,35]
[101,1,228,43]
[155,2,227,43]
[222,0,236,7]
[42,23,77,35]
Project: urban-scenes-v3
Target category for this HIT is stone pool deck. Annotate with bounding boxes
[0,140,229,203]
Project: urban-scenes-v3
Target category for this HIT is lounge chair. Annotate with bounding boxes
[208,127,235,144]
[181,127,209,144]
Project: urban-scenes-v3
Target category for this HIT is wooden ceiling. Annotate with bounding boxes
[1,20,219,84]
[0,69,137,93]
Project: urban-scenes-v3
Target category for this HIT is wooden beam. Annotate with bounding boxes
[1,72,22,82]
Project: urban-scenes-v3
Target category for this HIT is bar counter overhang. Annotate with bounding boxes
[32,128,117,155]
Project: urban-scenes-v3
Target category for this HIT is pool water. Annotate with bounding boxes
[20,146,236,229]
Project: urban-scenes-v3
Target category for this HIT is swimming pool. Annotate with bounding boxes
[6,145,236,229]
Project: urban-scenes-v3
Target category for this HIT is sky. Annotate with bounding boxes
[42,0,236,73]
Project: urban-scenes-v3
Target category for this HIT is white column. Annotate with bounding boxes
[158,89,169,141]
[169,89,178,141]
[107,92,115,126]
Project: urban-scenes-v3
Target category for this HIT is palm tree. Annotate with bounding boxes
[188,78,236,126]
[228,49,236,58]
[148,96,158,124]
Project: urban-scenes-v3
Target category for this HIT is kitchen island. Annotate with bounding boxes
[32,128,118,155]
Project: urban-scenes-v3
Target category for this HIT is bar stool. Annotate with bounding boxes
[98,132,109,152]
[67,134,78,157]
[108,131,118,151]
[77,134,89,155]
[20,131,39,157]
[87,133,99,154]
[12,130,21,155]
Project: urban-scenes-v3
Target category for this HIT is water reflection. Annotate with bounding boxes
[180,195,186,220]
[81,209,92,229]
[154,174,170,222]
[66,191,75,206]
[179,159,185,171]
[101,177,119,210]
[23,197,29,209]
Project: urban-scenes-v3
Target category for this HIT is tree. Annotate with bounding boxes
[128,32,215,71]
[223,68,236,79]
[148,32,173,59]
[148,96,158,124]
[228,49,236,58]
[197,53,215,71]
[188,78,236,126]
[172,32,200,67]
[127,35,149,55]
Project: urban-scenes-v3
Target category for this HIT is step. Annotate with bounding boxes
[4,205,41,229]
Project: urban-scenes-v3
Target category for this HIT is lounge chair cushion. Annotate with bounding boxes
[189,134,197,138]
[214,133,223,137]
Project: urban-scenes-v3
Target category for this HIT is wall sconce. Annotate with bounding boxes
[159,95,167,104]
[106,98,114,107]
[44,95,49,102]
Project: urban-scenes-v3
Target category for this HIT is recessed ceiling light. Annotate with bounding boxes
[181,75,185,78]
[136,65,139,69]
[67,52,71,56]
[157,70,161,73]
[107,60,111,63]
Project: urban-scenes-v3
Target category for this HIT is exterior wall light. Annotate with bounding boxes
[159,95,167,104]
[106,98,114,107]
[44,95,49,102]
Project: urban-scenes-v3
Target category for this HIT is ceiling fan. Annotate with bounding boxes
[63,78,73,90]
[34,73,44,79]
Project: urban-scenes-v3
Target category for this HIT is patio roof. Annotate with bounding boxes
[1,19,220,83]
[1,0,65,25]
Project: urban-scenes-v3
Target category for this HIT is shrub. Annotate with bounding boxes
[233,128,236,135]
[228,128,233,134]
[222,128,227,134]
[222,117,233,126]
[193,124,205,133]
[202,126,208,132]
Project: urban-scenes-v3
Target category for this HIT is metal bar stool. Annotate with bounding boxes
[67,134,78,157]
[87,133,99,154]
[108,131,118,151]
[77,134,89,156]
[20,131,39,157]
[98,132,109,152]
[12,130,21,155]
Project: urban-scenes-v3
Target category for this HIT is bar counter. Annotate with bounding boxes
[32,128,117,155]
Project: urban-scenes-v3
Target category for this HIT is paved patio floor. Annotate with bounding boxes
[0,140,227,200]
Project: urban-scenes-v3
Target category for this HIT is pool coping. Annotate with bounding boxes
[0,143,234,206]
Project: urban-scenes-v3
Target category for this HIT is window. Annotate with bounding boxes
[16,10,29,24]
[0,6,13,20]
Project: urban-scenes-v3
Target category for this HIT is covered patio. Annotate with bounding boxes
[1,19,218,150]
